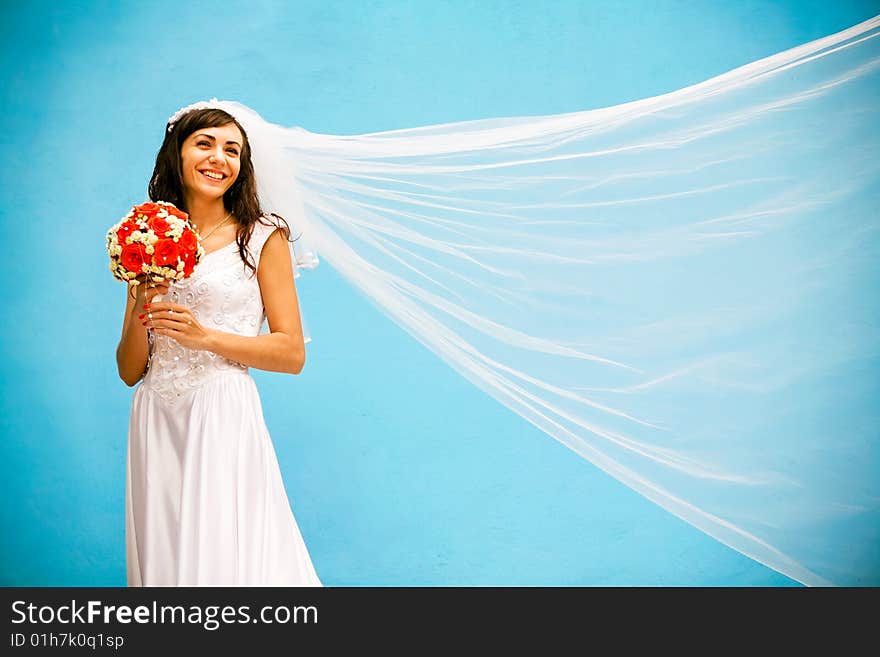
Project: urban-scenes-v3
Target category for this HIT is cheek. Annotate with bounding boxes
[180,153,197,177]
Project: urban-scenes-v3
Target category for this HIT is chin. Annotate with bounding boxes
[190,183,229,200]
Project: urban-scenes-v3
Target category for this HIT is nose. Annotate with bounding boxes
[208,146,226,165]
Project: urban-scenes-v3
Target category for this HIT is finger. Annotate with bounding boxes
[146,309,193,324]
[149,312,191,326]
[147,301,190,314]
[153,322,187,335]
[147,318,170,329]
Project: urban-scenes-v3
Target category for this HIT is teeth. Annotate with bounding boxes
[201,170,224,180]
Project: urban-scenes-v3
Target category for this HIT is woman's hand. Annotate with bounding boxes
[142,301,213,351]
[133,279,170,315]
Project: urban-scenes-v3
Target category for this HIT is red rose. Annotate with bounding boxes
[116,220,138,244]
[120,243,149,274]
[164,204,188,220]
[148,215,171,237]
[178,229,198,253]
[153,238,180,266]
[182,251,196,276]
[135,202,163,219]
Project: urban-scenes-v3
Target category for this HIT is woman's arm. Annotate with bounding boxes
[205,228,307,374]
[116,285,149,387]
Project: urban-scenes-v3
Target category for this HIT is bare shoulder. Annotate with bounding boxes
[258,224,293,276]
[248,213,280,246]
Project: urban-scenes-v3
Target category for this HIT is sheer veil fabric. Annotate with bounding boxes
[207,16,879,586]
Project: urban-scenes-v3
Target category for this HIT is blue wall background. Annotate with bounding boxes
[1,0,876,586]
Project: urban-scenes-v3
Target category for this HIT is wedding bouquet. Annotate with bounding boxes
[106,201,204,287]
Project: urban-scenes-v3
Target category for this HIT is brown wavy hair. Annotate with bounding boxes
[145,107,298,286]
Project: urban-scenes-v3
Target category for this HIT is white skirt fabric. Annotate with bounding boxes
[125,370,322,587]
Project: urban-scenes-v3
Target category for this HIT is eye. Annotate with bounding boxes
[195,139,237,155]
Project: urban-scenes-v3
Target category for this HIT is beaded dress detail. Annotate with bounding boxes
[141,229,263,404]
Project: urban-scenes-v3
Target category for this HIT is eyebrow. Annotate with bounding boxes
[195,133,241,148]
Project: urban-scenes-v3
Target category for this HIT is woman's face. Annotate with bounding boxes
[179,122,244,203]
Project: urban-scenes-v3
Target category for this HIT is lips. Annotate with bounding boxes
[198,169,227,183]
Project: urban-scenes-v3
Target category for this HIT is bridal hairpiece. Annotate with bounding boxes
[166,97,230,132]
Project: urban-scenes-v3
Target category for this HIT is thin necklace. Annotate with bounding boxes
[194,211,233,241]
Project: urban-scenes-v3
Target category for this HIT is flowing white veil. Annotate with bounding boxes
[196,15,878,586]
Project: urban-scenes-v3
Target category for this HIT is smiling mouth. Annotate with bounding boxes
[199,170,227,182]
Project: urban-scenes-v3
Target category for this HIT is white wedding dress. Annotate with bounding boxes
[125,214,322,587]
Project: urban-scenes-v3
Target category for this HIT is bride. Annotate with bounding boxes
[115,105,322,586]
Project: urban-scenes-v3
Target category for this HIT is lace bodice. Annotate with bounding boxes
[140,215,283,403]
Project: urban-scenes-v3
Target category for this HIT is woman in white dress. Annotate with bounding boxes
[115,106,322,586]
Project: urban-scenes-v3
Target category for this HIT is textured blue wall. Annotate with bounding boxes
[1,0,875,585]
